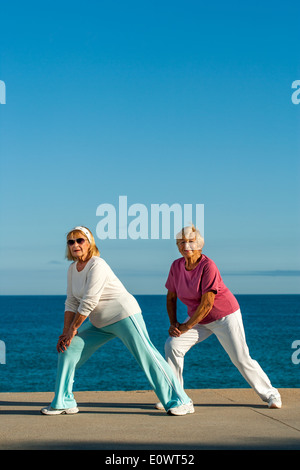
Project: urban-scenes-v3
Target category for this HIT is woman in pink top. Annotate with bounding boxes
[156,224,281,409]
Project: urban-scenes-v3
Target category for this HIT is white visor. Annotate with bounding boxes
[68,226,92,243]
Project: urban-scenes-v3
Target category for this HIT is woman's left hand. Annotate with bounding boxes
[178,323,190,334]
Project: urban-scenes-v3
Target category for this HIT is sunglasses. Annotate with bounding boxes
[67,238,87,246]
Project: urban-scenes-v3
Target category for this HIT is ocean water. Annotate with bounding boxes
[0,295,299,393]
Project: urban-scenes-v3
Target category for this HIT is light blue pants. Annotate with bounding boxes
[51,313,191,412]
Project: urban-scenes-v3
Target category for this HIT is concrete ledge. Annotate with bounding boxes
[0,389,299,450]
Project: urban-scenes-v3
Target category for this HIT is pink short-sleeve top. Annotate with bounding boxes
[165,255,239,324]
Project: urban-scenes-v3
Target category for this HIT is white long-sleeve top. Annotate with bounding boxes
[65,256,141,328]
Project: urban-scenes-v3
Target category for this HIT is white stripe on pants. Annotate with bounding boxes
[164,309,279,402]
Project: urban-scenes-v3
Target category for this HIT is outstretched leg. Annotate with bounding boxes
[103,313,192,411]
[210,310,280,402]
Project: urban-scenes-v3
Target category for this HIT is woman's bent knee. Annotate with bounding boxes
[165,336,185,358]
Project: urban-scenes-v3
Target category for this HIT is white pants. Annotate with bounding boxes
[164,309,280,402]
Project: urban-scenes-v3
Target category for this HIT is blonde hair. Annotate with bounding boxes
[65,226,100,261]
[176,224,204,250]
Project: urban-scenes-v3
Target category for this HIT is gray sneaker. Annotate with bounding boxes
[40,405,79,415]
[154,402,164,410]
[267,395,282,409]
[167,401,194,416]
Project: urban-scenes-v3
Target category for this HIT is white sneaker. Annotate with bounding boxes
[167,401,194,416]
[40,405,79,415]
[268,395,282,409]
[154,402,165,410]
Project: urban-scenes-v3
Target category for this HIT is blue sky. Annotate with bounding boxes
[0,0,299,295]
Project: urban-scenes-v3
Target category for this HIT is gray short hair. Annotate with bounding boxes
[176,224,204,250]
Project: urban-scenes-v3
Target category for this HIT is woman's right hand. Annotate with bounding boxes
[56,334,68,353]
[168,323,181,337]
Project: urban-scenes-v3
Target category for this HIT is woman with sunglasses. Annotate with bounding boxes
[41,226,193,416]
